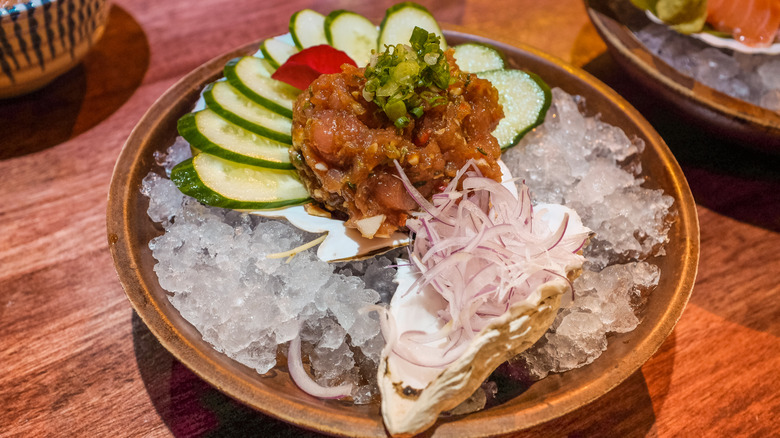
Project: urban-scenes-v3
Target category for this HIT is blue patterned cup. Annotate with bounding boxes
[0,0,109,98]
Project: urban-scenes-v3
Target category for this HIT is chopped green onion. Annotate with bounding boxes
[385,100,407,121]
[395,116,410,129]
[363,26,451,126]
[409,26,429,48]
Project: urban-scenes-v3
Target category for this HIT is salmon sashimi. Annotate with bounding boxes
[707,0,780,47]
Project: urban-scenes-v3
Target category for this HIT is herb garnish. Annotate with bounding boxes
[363,27,452,129]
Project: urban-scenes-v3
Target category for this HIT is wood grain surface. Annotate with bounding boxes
[1,0,778,437]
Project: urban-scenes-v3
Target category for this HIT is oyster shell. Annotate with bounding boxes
[251,204,408,262]
[378,272,565,436]
[377,200,590,437]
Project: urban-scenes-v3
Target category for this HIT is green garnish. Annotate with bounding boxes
[395,116,411,129]
[630,0,707,34]
[363,26,452,128]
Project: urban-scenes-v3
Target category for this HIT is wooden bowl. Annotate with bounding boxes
[107,30,699,437]
[0,0,110,99]
[584,0,780,152]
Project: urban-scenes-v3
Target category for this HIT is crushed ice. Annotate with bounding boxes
[142,156,392,403]
[502,89,674,270]
[141,88,674,404]
[501,88,673,380]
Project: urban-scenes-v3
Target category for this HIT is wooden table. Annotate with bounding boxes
[1,0,778,436]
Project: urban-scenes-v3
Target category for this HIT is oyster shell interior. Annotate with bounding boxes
[251,204,409,262]
[379,272,565,436]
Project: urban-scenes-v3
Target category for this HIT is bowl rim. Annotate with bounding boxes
[107,29,699,437]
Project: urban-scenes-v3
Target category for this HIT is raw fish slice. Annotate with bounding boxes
[707,0,780,47]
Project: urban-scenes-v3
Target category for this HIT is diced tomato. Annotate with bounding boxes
[414,130,431,146]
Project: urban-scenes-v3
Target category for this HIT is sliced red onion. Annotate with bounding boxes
[288,335,353,399]
[383,162,590,374]
[544,213,569,251]
[393,160,453,225]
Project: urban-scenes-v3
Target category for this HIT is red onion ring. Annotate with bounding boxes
[381,162,589,372]
[288,334,353,400]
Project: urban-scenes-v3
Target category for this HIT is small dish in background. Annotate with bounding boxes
[585,0,780,152]
[0,0,110,99]
[642,9,780,55]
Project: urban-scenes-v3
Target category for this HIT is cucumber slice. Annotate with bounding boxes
[224,56,300,118]
[171,152,310,210]
[178,109,293,169]
[324,10,379,67]
[203,81,293,145]
[453,43,505,73]
[477,69,551,150]
[260,38,299,69]
[378,2,446,50]
[289,9,328,50]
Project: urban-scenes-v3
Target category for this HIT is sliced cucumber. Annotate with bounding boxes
[260,38,299,69]
[324,10,379,67]
[378,2,446,50]
[477,69,551,150]
[178,109,293,169]
[203,81,293,145]
[289,9,328,50]
[224,56,300,118]
[453,43,505,73]
[171,152,310,210]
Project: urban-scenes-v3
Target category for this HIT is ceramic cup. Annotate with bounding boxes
[0,0,109,98]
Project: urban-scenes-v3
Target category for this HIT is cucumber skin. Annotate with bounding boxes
[224,57,295,119]
[203,83,293,145]
[502,70,551,150]
[379,2,433,34]
[478,69,552,150]
[323,10,378,67]
[323,10,346,46]
[453,43,506,73]
[171,157,310,210]
[177,112,294,170]
[260,41,283,69]
[324,9,373,46]
[378,2,446,50]
[289,9,327,50]
[288,9,308,50]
